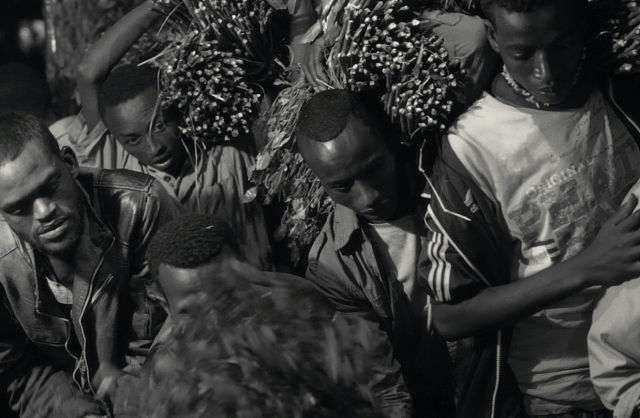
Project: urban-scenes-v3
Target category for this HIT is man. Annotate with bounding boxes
[421,0,640,416]
[588,185,640,418]
[113,214,341,417]
[51,0,272,270]
[297,89,454,417]
[0,111,181,417]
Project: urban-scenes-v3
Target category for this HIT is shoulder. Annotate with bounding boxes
[0,218,18,260]
[80,168,172,215]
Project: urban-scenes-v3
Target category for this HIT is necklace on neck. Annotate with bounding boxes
[501,65,550,109]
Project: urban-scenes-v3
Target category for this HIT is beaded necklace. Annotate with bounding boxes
[501,51,585,109]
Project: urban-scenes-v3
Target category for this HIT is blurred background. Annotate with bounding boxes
[1,0,143,118]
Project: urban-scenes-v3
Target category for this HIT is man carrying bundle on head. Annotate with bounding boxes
[296,89,454,417]
[0,111,181,417]
[420,0,640,416]
[51,0,273,271]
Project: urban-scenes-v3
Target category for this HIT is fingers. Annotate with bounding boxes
[610,195,637,225]
[618,207,640,232]
[303,39,329,91]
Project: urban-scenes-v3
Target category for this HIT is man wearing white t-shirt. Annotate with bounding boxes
[421,1,640,417]
[298,89,454,418]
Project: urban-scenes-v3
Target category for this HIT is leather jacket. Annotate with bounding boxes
[0,167,181,417]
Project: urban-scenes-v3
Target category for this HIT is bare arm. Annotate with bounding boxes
[77,0,161,130]
[429,196,640,340]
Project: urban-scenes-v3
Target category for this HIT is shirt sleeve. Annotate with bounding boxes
[419,214,488,304]
[50,113,142,171]
[588,279,640,418]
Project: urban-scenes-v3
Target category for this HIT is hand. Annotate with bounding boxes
[574,195,640,287]
[301,35,330,91]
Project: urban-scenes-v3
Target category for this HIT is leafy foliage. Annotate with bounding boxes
[134,273,384,418]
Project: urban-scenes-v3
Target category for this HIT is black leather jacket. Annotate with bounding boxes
[0,168,181,417]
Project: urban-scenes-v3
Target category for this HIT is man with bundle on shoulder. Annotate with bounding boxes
[297,89,454,417]
[51,0,273,271]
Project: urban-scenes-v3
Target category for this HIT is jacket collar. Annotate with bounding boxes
[30,172,115,318]
[331,204,362,252]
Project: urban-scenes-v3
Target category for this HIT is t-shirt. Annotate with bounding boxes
[448,90,640,414]
[366,212,426,314]
[50,114,272,270]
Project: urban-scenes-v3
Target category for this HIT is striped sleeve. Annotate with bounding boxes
[419,217,486,304]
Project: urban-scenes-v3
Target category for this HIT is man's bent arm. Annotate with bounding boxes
[77,0,161,130]
[424,197,640,340]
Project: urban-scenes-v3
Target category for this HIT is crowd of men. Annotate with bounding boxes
[1,0,640,417]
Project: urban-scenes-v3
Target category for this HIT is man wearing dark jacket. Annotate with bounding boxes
[421,1,640,417]
[299,90,454,417]
[0,111,181,417]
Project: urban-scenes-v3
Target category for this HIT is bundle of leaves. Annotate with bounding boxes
[135,273,384,418]
[149,0,291,145]
[252,0,465,265]
[588,0,640,74]
[251,77,333,266]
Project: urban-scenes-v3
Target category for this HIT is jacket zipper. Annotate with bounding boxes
[77,237,115,395]
[426,206,501,417]
[490,330,502,418]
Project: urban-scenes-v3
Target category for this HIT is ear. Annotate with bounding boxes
[60,146,79,179]
[484,20,500,54]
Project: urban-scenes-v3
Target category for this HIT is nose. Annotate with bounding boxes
[33,198,56,222]
[532,50,556,85]
[354,181,380,210]
[145,133,165,156]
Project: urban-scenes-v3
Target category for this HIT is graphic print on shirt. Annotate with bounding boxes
[506,105,640,273]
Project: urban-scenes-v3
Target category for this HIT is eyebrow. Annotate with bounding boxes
[2,171,60,211]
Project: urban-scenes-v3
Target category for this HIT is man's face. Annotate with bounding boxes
[102,88,186,176]
[487,1,587,106]
[302,114,400,223]
[0,140,84,257]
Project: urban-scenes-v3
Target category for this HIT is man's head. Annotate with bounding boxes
[99,64,186,176]
[296,90,402,223]
[481,0,589,106]
[0,63,51,121]
[0,112,84,257]
[147,214,250,315]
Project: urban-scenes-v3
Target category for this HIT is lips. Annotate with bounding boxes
[151,154,174,170]
[39,218,70,241]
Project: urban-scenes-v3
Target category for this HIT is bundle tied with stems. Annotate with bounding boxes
[252,0,465,266]
[149,0,291,145]
[588,0,640,74]
[134,273,384,418]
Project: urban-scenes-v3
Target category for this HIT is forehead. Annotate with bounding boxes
[0,141,59,201]
[493,1,580,43]
[103,88,159,134]
[306,115,390,181]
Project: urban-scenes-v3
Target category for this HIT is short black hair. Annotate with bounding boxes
[0,63,50,119]
[295,89,399,151]
[146,214,240,278]
[98,64,159,112]
[480,0,588,23]
[0,111,59,164]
